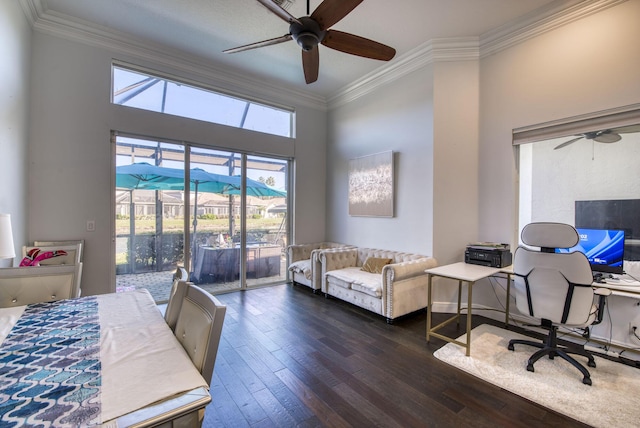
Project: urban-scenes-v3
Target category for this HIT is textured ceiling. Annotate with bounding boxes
[41,0,564,98]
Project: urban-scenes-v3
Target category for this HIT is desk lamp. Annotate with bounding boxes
[0,213,16,264]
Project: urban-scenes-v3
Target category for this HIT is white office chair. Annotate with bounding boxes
[174,283,226,385]
[508,222,610,385]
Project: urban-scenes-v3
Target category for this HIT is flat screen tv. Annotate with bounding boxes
[556,228,625,274]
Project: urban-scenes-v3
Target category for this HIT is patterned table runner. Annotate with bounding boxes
[0,297,101,427]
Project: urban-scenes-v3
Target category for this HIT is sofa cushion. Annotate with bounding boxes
[327,267,382,297]
[361,257,392,274]
[325,267,355,289]
[288,260,311,280]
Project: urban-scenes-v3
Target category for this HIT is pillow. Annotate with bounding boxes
[361,257,393,274]
[19,248,68,267]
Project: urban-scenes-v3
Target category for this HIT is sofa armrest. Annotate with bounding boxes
[287,243,321,263]
[319,248,358,272]
[383,257,438,283]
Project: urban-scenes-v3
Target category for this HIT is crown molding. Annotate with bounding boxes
[21,0,627,112]
[18,0,39,26]
[480,0,628,57]
[21,0,328,111]
[329,0,627,108]
[327,38,480,109]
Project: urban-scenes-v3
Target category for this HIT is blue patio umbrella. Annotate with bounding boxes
[116,163,286,196]
[116,162,239,193]
[227,176,287,198]
[115,162,185,191]
[116,163,286,270]
[116,163,239,267]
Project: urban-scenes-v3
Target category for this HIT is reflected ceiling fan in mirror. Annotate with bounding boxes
[553,124,640,150]
[223,0,396,84]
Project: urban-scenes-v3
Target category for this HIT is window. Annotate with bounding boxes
[114,134,290,303]
[111,64,294,138]
[514,107,640,262]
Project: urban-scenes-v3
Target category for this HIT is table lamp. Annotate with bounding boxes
[0,213,16,260]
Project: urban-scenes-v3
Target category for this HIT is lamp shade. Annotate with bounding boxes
[0,213,16,259]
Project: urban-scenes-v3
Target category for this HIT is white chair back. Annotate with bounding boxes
[0,263,83,307]
[33,240,84,261]
[165,267,189,331]
[22,244,83,266]
[174,284,226,384]
[514,222,594,326]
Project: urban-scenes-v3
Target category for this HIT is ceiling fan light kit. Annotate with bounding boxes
[223,0,396,84]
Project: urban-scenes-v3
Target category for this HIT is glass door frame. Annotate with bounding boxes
[113,131,291,296]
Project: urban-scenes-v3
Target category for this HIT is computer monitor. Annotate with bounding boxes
[556,228,625,275]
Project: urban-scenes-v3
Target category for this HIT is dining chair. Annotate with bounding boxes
[174,283,226,384]
[22,243,83,266]
[0,263,83,307]
[33,240,84,261]
[165,267,189,331]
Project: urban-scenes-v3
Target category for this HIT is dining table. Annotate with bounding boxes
[0,289,210,427]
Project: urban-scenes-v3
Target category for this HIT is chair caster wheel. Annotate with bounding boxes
[588,360,596,368]
[583,377,592,386]
[526,364,535,372]
[508,343,514,351]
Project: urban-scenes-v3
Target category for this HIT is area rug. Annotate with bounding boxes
[433,324,640,427]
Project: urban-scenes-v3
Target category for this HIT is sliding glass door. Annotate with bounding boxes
[244,154,288,288]
[114,134,290,303]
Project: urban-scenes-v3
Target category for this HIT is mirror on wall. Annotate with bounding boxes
[517,121,640,265]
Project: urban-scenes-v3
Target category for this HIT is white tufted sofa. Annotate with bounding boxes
[320,247,437,323]
[286,242,353,292]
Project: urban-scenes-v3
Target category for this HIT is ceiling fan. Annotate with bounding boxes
[553,124,640,150]
[223,0,396,84]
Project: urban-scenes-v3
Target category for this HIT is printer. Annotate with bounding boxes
[465,242,512,268]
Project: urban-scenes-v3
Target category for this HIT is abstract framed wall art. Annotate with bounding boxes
[348,151,394,217]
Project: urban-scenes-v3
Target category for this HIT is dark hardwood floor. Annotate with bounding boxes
[203,283,590,427]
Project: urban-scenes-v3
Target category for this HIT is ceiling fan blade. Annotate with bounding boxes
[322,30,395,61]
[612,124,640,134]
[302,46,319,84]
[311,0,363,30]
[223,34,292,54]
[554,136,583,150]
[256,0,302,25]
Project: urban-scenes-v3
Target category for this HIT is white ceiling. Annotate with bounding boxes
[38,0,572,98]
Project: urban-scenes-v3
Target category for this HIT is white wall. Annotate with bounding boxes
[477,0,640,348]
[524,133,640,226]
[0,1,31,266]
[326,0,640,349]
[479,0,640,246]
[326,58,480,303]
[326,67,435,255]
[432,60,480,265]
[28,33,327,296]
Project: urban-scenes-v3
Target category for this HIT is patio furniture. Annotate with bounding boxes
[193,245,281,283]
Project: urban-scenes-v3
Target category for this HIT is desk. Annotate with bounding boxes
[425,262,512,356]
[0,290,210,426]
[596,276,640,298]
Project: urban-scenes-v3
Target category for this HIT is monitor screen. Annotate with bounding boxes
[556,228,625,274]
